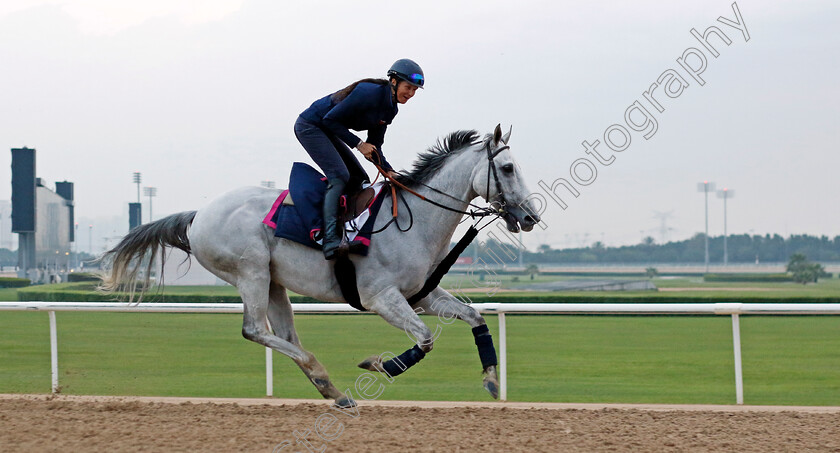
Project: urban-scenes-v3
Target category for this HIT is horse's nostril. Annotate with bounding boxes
[524,215,539,225]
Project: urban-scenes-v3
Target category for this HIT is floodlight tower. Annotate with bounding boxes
[697,181,716,273]
[144,187,157,222]
[716,188,735,266]
[133,172,142,203]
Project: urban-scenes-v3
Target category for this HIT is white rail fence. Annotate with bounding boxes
[3,302,840,404]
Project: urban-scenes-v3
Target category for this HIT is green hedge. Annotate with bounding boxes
[449,293,840,304]
[66,272,102,282]
[16,283,241,303]
[703,273,793,283]
[0,277,30,288]
[450,270,706,278]
[15,282,326,303]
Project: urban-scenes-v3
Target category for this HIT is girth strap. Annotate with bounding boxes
[334,256,366,311]
[333,226,480,312]
[406,226,479,306]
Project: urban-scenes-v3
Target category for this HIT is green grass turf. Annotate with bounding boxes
[0,288,19,301]
[1,312,838,405]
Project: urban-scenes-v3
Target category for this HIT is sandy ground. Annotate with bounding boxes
[2,395,839,452]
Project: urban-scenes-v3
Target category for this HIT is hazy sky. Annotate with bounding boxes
[1,0,838,253]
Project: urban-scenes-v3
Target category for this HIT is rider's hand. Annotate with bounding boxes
[357,142,377,160]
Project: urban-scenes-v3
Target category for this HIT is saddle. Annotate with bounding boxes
[282,185,377,224]
[262,162,387,256]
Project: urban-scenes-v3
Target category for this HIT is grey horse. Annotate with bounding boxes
[100,125,540,407]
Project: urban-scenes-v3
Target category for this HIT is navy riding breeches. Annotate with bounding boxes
[294,116,369,191]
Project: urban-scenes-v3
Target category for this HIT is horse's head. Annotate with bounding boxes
[472,124,541,233]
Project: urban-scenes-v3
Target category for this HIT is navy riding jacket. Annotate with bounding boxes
[299,81,398,171]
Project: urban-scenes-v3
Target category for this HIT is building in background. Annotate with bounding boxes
[129,202,142,230]
[0,200,13,251]
[11,147,75,283]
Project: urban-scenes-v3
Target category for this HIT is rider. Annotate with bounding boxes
[295,59,424,260]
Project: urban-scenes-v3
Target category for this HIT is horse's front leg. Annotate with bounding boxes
[412,286,500,399]
[357,286,434,379]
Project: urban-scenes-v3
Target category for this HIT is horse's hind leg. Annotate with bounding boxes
[413,286,500,399]
[238,269,352,407]
[267,282,353,407]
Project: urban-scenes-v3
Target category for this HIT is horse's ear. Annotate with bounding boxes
[493,124,502,145]
[501,125,512,145]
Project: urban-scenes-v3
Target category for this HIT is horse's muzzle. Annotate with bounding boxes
[502,210,539,233]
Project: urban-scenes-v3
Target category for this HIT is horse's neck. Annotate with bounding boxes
[397,149,480,255]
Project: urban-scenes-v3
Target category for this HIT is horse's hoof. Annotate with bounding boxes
[357,355,383,372]
[334,396,357,409]
[482,366,500,400]
[483,379,499,399]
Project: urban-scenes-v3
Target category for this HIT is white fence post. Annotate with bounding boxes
[48,311,58,394]
[732,313,744,405]
[265,347,273,397]
[499,312,507,401]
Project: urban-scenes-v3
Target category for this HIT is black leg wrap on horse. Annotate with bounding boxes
[472,325,498,369]
[382,345,426,378]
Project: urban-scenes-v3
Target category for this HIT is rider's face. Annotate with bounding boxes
[393,80,419,104]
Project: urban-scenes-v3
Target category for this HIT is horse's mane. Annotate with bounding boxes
[395,130,482,186]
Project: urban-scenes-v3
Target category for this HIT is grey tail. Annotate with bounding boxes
[98,211,197,301]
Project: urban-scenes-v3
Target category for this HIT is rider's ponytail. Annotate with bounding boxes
[331,78,389,103]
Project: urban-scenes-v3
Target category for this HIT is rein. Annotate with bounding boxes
[367,141,510,229]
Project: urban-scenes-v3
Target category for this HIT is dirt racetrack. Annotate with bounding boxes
[2,395,840,452]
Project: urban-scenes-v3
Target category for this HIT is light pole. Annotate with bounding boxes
[716,188,735,266]
[697,181,716,273]
[144,187,157,222]
[133,172,142,203]
[74,223,79,269]
[88,224,93,255]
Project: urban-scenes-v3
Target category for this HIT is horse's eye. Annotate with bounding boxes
[501,163,514,174]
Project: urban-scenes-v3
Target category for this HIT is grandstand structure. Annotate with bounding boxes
[10,147,75,283]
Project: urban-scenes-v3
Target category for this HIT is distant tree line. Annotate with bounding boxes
[462,233,840,265]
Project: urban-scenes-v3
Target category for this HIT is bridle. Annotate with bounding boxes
[484,141,510,218]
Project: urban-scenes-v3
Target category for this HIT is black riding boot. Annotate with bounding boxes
[322,178,348,260]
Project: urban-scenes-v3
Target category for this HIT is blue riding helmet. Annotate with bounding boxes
[387,59,425,88]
